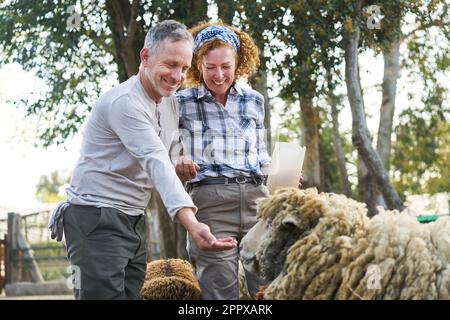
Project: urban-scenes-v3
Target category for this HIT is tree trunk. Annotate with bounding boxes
[329,97,351,196]
[173,0,208,28]
[377,37,400,170]
[344,7,404,211]
[367,35,401,212]
[300,96,321,188]
[353,57,386,214]
[152,190,188,260]
[105,0,144,81]
[237,3,273,155]
[358,156,385,216]
[217,1,237,24]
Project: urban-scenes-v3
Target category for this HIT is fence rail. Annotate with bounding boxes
[1,207,162,290]
[1,211,68,284]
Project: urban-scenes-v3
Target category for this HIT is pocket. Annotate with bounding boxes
[239,116,257,130]
[77,209,103,237]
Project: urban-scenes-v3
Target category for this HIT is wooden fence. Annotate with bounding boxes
[0,208,162,294]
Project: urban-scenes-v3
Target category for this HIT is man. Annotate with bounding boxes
[51,20,236,300]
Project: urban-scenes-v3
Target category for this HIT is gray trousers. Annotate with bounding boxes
[187,182,269,300]
[63,205,147,300]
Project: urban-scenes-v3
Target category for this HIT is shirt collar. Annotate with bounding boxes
[196,82,244,100]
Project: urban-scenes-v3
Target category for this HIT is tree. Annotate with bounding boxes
[250,0,448,213]
[389,0,450,198]
[370,0,450,210]
[0,0,208,145]
[257,0,333,189]
[234,0,274,154]
[392,90,450,197]
[343,0,405,211]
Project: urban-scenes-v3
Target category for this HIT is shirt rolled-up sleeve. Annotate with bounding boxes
[108,96,197,220]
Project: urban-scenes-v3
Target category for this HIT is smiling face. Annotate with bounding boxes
[140,38,192,103]
[199,45,238,101]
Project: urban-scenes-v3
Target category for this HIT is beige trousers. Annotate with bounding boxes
[187,182,269,300]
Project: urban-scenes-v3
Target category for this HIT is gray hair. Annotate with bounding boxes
[144,20,194,53]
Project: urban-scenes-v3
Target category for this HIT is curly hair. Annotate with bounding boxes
[185,21,260,87]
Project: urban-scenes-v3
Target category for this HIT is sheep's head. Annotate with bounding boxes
[240,188,326,281]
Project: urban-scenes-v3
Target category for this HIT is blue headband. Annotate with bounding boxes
[194,25,240,53]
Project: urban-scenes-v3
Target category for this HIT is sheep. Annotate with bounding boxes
[140,258,201,300]
[240,187,450,300]
[140,258,254,300]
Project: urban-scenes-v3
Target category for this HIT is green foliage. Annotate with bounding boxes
[391,1,450,197]
[274,100,301,143]
[169,0,208,28]
[36,170,70,203]
[0,0,208,146]
[216,1,237,25]
[0,1,116,146]
[392,92,450,197]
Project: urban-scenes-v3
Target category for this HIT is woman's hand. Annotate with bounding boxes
[175,156,200,182]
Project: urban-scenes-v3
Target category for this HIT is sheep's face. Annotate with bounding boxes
[240,188,325,281]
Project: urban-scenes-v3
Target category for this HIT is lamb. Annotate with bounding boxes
[240,187,450,300]
[140,258,201,300]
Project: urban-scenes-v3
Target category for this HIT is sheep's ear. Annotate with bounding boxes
[282,215,300,229]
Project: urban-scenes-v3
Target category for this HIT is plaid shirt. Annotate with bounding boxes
[176,82,271,183]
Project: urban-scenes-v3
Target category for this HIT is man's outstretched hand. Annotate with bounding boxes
[189,222,237,251]
[176,207,237,251]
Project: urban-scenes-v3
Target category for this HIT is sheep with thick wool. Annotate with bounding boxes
[240,187,450,300]
[140,258,201,300]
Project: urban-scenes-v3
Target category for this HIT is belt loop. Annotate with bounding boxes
[224,177,229,185]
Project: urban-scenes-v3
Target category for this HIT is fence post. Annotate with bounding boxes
[6,213,44,283]
[7,212,18,283]
[0,235,6,292]
[17,227,44,283]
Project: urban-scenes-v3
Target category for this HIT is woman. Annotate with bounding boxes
[175,21,271,300]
